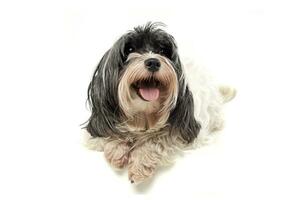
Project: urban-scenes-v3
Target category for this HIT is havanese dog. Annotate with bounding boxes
[83,22,236,184]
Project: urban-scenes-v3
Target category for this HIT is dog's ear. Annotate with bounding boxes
[85,41,124,137]
[168,59,201,143]
[168,85,201,143]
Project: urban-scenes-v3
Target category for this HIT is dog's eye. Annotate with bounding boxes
[159,47,171,57]
[159,48,165,54]
[125,46,135,55]
[128,47,134,52]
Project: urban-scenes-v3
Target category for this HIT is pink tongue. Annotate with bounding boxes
[138,88,160,101]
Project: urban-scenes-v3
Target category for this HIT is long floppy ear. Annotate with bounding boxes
[168,59,201,143]
[85,41,124,138]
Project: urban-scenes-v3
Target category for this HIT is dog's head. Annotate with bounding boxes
[86,22,200,143]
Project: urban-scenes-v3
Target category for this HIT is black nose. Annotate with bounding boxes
[144,58,161,72]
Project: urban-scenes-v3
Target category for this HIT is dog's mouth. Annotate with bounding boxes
[132,78,162,101]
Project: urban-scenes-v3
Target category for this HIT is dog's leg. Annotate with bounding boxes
[83,129,130,169]
[128,140,175,184]
[219,86,236,103]
[82,129,106,151]
[104,140,130,169]
[208,86,236,133]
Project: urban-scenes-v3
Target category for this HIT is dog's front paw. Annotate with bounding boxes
[104,140,130,169]
[128,163,155,184]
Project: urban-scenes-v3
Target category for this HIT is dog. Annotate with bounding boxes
[83,22,236,184]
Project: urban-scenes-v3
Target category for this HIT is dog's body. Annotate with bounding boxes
[83,23,235,184]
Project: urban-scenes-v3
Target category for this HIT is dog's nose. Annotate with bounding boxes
[144,58,161,72]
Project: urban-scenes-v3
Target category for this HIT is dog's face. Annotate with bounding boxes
[118,25,180,127]
[86,23,200,143]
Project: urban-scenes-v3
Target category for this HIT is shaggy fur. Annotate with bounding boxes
[83,22,235,184]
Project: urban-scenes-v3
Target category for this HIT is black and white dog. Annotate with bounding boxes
[83,22,235,184]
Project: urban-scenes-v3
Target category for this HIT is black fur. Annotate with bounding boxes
[168,84,201,143]
[85,22,201,143]
[86,45,123,137]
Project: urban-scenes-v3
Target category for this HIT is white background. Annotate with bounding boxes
[0,0,301,199]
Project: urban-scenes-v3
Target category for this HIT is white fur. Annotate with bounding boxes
[82,129,106,151]
[182,59,225,147]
